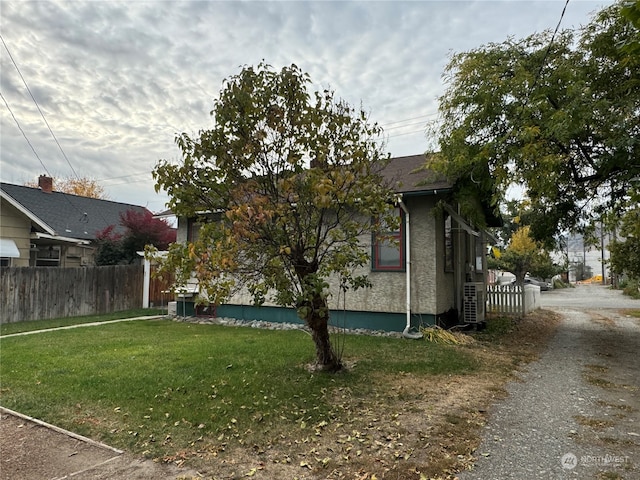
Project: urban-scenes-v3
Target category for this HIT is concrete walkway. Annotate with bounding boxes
[0,315,163,339]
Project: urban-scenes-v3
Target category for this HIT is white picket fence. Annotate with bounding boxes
[486,284,541,317]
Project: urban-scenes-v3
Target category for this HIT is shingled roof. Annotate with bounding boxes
[0,182,150,242]
[380,154,452,195]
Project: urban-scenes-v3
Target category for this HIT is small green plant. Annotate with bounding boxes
[480,316,515,338]
[622,279,640,299]
[552,278,571,289]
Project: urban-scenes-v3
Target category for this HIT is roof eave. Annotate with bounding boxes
[397,187,453,197]
[31,232,92,246]
[0,189,56,235]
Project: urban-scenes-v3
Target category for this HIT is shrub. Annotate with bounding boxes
[622,279,640,299]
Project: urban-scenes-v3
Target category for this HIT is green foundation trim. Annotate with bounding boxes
[212,304,436,333]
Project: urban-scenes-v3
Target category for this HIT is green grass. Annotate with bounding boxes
[0,308,166,336]
[620,279,640,299]
[0,318,478,459]
[477,316,516,340]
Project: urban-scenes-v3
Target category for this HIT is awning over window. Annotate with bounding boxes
[0,239,21,258]
[444,205,479,237]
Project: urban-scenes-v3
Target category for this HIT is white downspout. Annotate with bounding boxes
[397,196,423,339]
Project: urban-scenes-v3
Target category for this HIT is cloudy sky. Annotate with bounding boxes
[1,0,613,213]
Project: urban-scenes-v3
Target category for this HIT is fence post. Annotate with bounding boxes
[143,257,150,308]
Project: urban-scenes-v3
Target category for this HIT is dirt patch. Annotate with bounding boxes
[0,311,560,480]
[0,409,199,480]
[0,411,119,479]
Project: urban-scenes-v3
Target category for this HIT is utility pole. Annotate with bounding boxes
[600,223,606,285]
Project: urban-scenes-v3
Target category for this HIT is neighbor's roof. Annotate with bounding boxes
[0,182,150,241]
[380,154,452,195]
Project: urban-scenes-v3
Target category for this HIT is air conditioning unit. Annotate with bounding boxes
[463,282,485,323]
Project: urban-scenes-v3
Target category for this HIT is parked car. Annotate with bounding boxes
[497,273,516,285]
[524,276,551,291]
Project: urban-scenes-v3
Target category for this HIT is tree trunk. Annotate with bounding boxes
[302,292,342,372]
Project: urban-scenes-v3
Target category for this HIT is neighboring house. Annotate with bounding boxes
[172,155,499,331]
[565,231,612,283]
[0,175,151,267]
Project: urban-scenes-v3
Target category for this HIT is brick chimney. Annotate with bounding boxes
[38,175,53,193]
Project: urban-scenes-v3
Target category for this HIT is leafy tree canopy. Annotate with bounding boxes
[608,188,640,281]
[491,226,559,284]
[621,0,640,56]
[25,175,108,199]
[428,1,639,246]
[152,63,395,371]
[95,210,176,265]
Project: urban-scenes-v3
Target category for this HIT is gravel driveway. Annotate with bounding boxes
[459,284,640,479]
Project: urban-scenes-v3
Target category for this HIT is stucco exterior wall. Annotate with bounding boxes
[434,209,456,313]
[406,195,440,315]
[176,216,189,244]
[0,198,31,267]
[334,195,443,315]
[184,195,454,320]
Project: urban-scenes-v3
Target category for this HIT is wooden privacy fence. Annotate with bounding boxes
[486,283,541,317]
[0,265,144,324]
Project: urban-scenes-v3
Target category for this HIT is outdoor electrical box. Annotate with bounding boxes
[463,282,485,323]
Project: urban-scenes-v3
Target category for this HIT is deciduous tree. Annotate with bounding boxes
[492,226,539,286]
[95,210,176,265]
[429,1,639,245]
[152,63,395,371]
[94,225,124,266]
[119,209,176,264]
[608,188,640,284]
[26,176,108,199]
[493,225,559,281]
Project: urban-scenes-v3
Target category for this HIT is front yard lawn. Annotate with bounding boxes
[0,313,558,479]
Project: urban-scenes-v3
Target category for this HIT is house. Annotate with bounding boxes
[564,231,612,283]
[171,155,499,330]
[0,175,151,267]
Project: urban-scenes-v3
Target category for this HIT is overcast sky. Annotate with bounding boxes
[0,0,613,213]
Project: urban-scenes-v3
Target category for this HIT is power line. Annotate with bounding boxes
[99,171,152,183]
[384,120,431,131]
[0,33,79,179]
[104,178,155,187]
[531,0,571,93]
[1,91,110,224]
[0,91,51,176]
[386,129,426,140]
[380,112,438,127]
